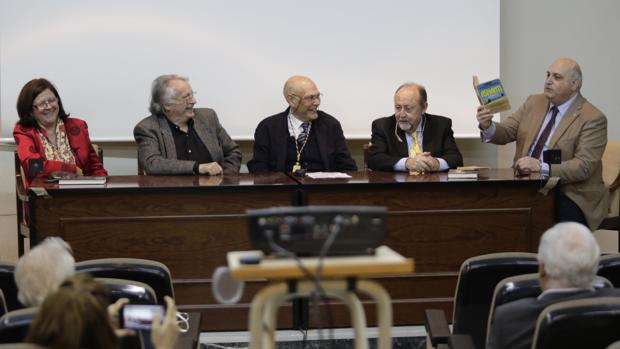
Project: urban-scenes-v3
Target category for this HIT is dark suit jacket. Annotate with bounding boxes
[134,108,241,175]
[368,113,463,171]
[247,108,357,172]
[490,94,608,230]
[14,117,107,183]
[487,288,620,349]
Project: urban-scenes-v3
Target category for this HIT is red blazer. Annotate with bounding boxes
[14,118,108,183]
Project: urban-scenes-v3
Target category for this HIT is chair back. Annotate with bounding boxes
[0,308,37,344]
[363,142,371,170]
[0,290,6,317]
[487,273,612,345]
[598,254,620,287]
[532,297,620,349]
[452,252,539,349]
[76,258,173,304]
[599,140,620,231]
[95,278,157,305]
[0,344,47,349]
[0,264,21,312]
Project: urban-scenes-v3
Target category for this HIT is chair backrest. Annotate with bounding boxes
[532,297,620,349]
[363,142,371,170]
[0,290,6,317]
[95,278,157,305]
[0,344,47,349]
[598,254,620,287]
[452,252,539,349]
[76,258,174,304]
[486,273,612,345]
[0,308,37,344]
[0,263,21,312]
[602,140,620,220]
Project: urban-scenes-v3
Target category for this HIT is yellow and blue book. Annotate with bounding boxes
[473,76,511,114]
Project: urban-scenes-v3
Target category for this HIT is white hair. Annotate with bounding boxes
[14,237,75,307]
[538,222,599,288]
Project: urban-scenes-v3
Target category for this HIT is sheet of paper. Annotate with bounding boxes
[306,172,352,179]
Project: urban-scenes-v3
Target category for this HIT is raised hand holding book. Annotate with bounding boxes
[473,76,511,114]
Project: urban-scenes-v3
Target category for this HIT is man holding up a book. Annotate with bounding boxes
[368,82,463,173]
[475,57,608,230]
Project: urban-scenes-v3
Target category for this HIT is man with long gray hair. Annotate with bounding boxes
[134,75,241,175]
[487,222,619,349]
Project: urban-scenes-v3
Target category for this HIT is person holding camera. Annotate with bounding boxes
[26,273,180,349]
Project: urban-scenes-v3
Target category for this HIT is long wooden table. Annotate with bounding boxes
[27,169,554,331]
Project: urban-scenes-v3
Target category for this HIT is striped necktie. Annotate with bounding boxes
[297,122,310,145]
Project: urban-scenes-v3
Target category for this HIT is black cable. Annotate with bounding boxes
[264,225,341,346]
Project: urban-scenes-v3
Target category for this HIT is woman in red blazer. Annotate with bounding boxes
[13,78,107,183]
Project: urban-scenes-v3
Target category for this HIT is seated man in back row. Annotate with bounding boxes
[487,222,620,349]
[247,75,357,174]
[368,82,462,173]
[134,74,241,175]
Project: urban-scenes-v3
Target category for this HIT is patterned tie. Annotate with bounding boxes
[409,130,422,157]
[531,106,559,159]
[297,122,310,145]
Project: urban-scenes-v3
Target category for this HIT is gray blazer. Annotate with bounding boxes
[134,108,241,175]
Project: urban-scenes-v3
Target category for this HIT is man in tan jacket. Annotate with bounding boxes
[476,58,608,230]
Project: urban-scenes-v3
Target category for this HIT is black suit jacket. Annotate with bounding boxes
[487,288,620,349]
[247,108,357,173]
[368,113,463,171]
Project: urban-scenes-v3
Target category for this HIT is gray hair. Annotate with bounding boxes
[570,63,583,91]
[149,74,189,115]
[538,222,599,288]
[14,237,75,307]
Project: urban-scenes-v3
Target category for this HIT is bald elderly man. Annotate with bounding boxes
[247,76,357,173]
[476,58,608,230]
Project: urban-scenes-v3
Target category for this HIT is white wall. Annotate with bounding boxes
[0,0,499,140]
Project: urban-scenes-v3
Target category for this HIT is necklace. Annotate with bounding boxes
[288,115,312,173]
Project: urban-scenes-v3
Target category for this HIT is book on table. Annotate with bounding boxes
[58,176,107,185]
[473,76,511,114]
[448,169,478,180]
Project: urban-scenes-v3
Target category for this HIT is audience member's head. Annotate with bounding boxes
[537,222,599,290]
[14,237,75,307]
[26,273,117,349]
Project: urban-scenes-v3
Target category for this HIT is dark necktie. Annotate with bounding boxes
[531,106,559,159]
[297,122,309,145]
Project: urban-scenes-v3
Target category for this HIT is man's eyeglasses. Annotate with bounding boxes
[32,97,58,111]
[173,91,197,104]
[296,93,323,102]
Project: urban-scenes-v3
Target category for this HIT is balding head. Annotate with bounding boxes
[283,75,321,122]
[544,58,582,105]
[394,82,428,132]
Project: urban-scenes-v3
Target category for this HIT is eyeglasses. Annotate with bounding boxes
[296,93,323,102]
[32,97,58,111]
[173,91,197,104]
